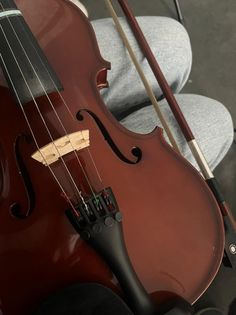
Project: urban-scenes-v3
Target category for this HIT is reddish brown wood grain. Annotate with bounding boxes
[0,1,224,314]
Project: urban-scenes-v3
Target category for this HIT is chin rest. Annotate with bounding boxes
[34,283,133,315]
[160,297,193,315]
[34,283,194,315]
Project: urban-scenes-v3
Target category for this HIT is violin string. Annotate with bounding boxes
[26,5,103,186]
[0,3,98,206]
[0,17,88,209]
[5,0,103,188]
[0,52,78,215]
[0,23,82,205]
[1,2,98,202]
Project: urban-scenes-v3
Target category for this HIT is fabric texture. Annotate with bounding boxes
[92,16,192,118]
[91,16,234,170]
[120,94,233,170]
[34,283,133,315]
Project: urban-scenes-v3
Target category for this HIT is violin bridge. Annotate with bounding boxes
[31,130,90,166]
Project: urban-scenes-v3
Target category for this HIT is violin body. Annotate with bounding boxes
[0,1,224,314]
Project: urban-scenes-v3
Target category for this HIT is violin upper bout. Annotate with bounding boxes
[64,0,111,88]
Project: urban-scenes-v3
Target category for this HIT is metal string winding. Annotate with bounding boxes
[9,0,104,187]
[0,1,102,208]
[0,52,78,215]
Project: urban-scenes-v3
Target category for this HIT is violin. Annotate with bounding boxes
[0,0,225,314]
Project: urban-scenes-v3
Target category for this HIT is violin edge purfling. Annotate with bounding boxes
[0,1,225,314]
[115,0,236,269]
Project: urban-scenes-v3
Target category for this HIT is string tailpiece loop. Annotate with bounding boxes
[66,187,156,315]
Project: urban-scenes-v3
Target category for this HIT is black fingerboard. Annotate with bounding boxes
[0,0,63,105]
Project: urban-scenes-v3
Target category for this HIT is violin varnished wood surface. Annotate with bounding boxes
[0,1,225,314]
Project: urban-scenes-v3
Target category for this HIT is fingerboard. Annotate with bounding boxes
[0,0,63,105]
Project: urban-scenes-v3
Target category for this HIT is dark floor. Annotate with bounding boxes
[83,0,236,314]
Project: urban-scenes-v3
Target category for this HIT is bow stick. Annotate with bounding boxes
[104,0,180,154]
[106,0,236,267]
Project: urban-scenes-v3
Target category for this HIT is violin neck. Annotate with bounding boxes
[0,0,63,105]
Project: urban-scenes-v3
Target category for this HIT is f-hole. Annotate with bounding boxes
[10,134,35,219]
[77,110,142,164]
